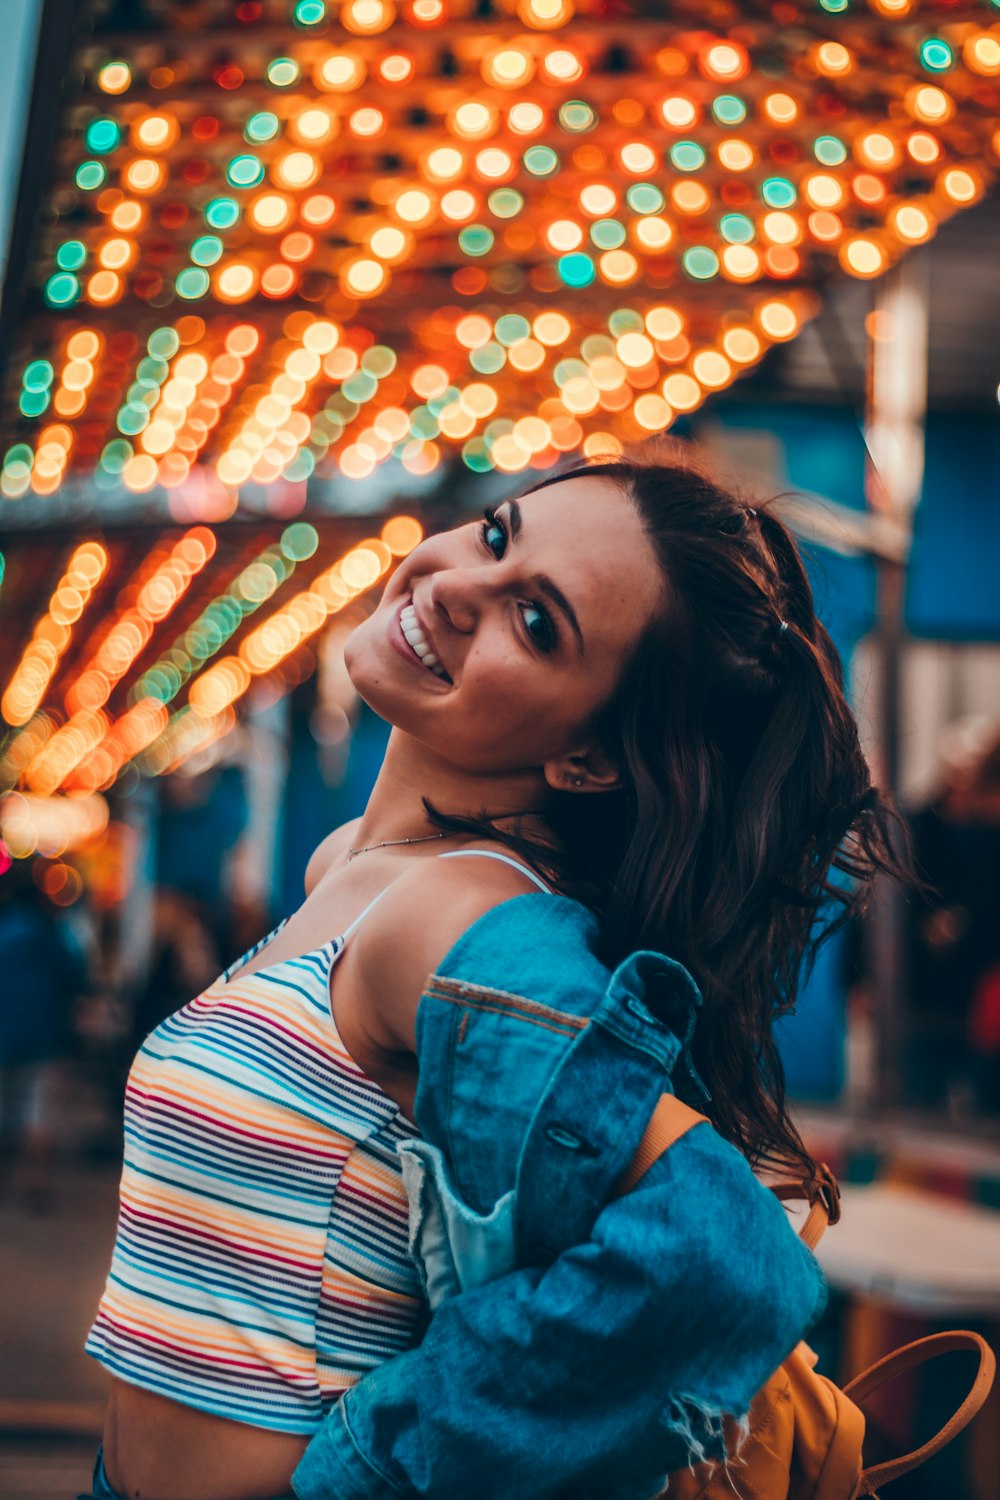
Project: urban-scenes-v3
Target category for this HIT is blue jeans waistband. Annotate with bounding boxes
[75,1449,121,1500]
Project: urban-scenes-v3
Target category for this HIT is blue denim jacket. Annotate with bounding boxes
[293,893,826,1500]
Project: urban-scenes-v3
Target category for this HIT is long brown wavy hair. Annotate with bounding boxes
[425,444,911,1184]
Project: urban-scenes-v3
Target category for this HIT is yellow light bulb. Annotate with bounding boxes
[294,107,337,143]
[395,188,435,225]
[370,225,409,260]
[645,306,684,341]
[804,173,845,209]
[965,34,1000,76]
[475,147,513,180]
[487,49,533,86]
[761,212,801,246]
[541,49,583,83]
[316,53,366,91]
[717,139,755,172]
[813,42,853,76]
[616,332,655,368]
[634,216,672,251]
[672,182,709,214]
[534,311,572,345]
[124,158,166,194]
[633,394,672,431]
[379,53,414,84]
[891,204,933,243]
[342,0,395,34]
[721,245,760,280]
[110,200,144,232]
[906,84,954,124]
[620,141,657,175]
[425,147,464,182]
[133,113,178,150]
[659,96,697,129]
[692,351,732,388]
[857,131,900,170]
[343,258,389,297]
[451,101,496,139]
[275,151,320,188]
[941,168,979,203]
[508,101,545,134]
[661,374,701,411]
[763,93,798,124]
[758,300,801,337]
[349,107,385,138]
[722,328,761,364]
[546,219,584,253]
[216,263,258,302]
[440,189,479,220]
[250,193,293,231]
[579,183,617,216]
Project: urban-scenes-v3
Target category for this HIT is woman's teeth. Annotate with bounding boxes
[399,604,449,680]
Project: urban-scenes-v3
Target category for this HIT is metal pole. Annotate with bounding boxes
[863,255,929,1112]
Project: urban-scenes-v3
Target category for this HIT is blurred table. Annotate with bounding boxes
[813,1182,1000,1500]
[815,1182,1000,1315]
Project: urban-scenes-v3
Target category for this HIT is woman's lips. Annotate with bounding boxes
[387,598,451,685]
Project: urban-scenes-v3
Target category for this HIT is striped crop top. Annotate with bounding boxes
[85,848,552,1435]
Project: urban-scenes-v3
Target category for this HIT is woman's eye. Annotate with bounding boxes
[479,506,557,653]
[480,508,506,559]
[521,602,556,652]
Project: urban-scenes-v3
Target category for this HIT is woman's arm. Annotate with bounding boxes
[294,865,827,1500]
[293,1128,826,1500]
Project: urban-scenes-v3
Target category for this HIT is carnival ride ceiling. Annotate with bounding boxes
[1,0,998,813]
[1,0,998,512]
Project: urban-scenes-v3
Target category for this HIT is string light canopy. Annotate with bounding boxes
[0,510,424,819]
[1,0,998,510]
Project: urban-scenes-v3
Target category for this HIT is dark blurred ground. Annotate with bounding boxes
[0,1157,115,1499]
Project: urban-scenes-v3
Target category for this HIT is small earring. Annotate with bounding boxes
[571,775,585,788]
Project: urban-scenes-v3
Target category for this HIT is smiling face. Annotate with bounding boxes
[343,475,664,779]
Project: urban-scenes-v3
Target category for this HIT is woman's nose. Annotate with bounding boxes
[428,566,493,636]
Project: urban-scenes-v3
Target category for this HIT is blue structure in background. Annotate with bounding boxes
[909,413,1000,641]
[715,401,1000,1100]
[280,701,390,917]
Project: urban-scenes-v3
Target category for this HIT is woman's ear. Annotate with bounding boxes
[542,746,622,794]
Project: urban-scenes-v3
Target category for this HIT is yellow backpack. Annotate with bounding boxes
[614,1096,996,1500]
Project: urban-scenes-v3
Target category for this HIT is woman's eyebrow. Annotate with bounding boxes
[505,498,585,657]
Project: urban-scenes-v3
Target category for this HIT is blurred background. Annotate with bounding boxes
[0,0,998,1495]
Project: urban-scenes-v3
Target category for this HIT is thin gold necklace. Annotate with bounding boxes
[346,832,455,861]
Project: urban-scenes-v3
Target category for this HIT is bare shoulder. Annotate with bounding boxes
[354,846,550,1053]
[304,818,362,895]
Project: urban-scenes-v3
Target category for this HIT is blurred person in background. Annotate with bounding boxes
[0,859,89,1209]
[907,717,1000,1116]
[132,887,226,1047]
[155,762,249,966]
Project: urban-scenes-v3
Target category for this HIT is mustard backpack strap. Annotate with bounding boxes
[610,1094,709,1200]
[844,1329,996,1496]
[612,1094,841,1254]
[768,1162,842,1249]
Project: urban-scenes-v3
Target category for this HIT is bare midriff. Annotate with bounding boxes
[102,1379,309,1500]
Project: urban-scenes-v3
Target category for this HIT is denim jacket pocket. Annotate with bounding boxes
[397,1138,517,1311]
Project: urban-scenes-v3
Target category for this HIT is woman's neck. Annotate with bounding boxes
[350,727,554,851]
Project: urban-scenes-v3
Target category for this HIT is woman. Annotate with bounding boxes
[82,447,903,1500]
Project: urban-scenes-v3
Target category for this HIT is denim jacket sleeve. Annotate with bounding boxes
[292,1120,827,1500]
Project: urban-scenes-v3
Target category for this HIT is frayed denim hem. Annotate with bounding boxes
[660,1395,753,1494]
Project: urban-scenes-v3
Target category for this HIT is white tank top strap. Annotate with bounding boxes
[436,847,553,894]
[340,847,553,944]
[340,885,393,940]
